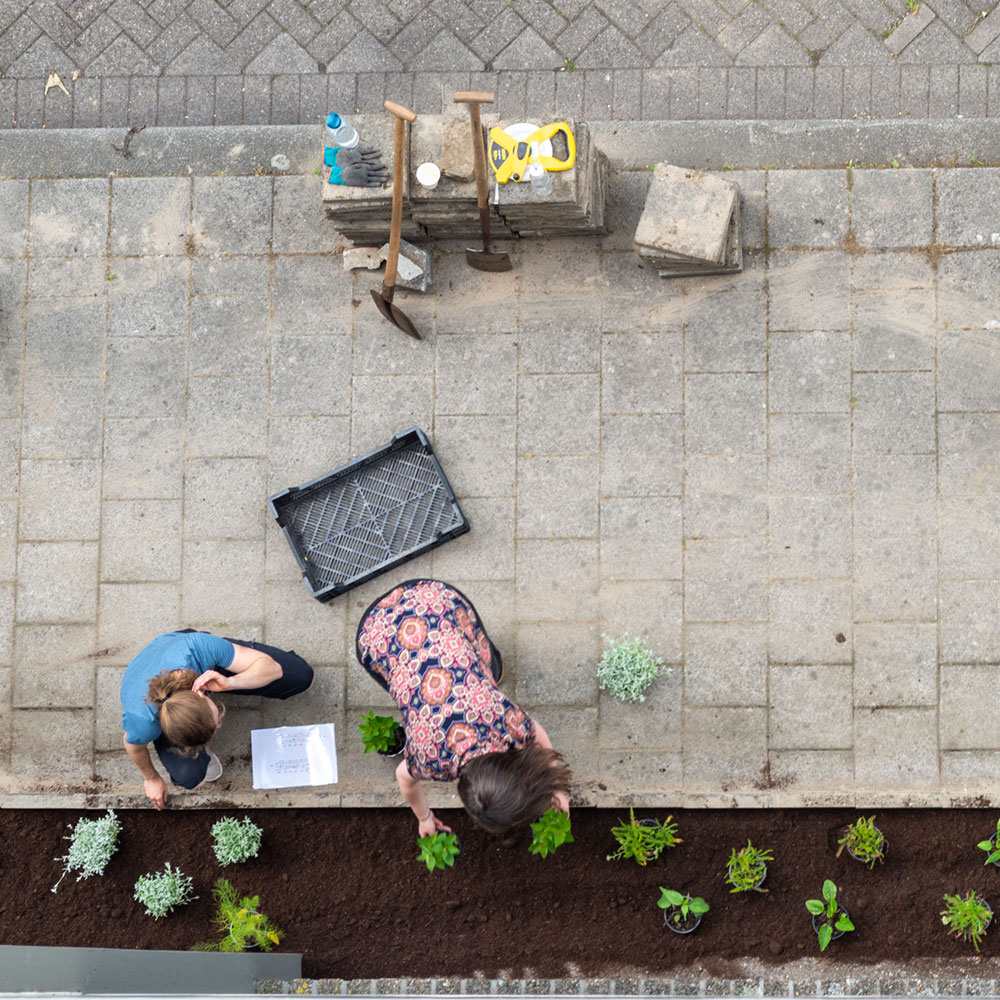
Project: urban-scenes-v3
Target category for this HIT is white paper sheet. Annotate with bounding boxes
[250,723,339,790]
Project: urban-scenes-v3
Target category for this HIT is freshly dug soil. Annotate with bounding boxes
[4,807,1000,978]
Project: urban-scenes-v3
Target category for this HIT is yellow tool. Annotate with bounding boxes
[487,122,576,183]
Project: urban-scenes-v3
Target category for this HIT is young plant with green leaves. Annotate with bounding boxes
[211,816,263,867]
[837,815,886,868]
[358,711,405,754]
[596,634,668,703]
[658,888,710,928]
[416,831,461,872]
[51,809,122,893]
[977,817,1000,866]
[805,879,855,952]
[529,808,573,859]
[725,840,773,893]
[942,891,993,952]
[193,878,283,951]
[606,808,681,866]
[134,862,197,919]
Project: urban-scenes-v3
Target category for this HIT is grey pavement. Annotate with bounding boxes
[2,119,1000,810]
[1,0,1000,130]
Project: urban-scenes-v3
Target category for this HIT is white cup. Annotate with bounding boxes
[416,162,441,189]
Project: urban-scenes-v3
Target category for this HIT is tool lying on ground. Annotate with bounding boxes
[487,122,576,184]
[453,91,512,273]
[323,144,389,186]
[370,100,421,340]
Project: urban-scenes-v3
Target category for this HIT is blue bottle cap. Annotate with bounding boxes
[326,113,342,128]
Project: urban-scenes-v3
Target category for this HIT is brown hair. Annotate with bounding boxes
[145,669,222,754]
[457,743,572,834]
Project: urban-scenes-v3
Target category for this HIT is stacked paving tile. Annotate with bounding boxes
[634,163,743,277]
[321,115,607,243]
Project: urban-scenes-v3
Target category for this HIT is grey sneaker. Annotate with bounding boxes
[204,751,223,782]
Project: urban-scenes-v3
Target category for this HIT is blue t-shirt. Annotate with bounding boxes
[120,632,235,746]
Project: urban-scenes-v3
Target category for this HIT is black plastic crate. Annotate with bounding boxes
[268,427,470,602]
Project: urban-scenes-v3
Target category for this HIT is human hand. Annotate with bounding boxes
[418,810,452,839]
[192,670,228,694]
[144,776,168,810]
[553,791,570,815]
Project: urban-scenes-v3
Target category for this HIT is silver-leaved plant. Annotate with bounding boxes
[596,634,669,703]
[51,809,122,893]
[133,862,197,919]
[211,815,263,867]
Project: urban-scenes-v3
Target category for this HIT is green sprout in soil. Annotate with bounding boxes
[529,807,573,859]
[942,890,993,952]
[416,830,461,872]
[607,808,681,866]
[596,633,668,703]
[52,809,122,893]
[837,815,886,868]
[211,816,263,867]
[725,840,773,893]
[806,879,855,952]
[977,816,1000,865]
[658,888,709,926]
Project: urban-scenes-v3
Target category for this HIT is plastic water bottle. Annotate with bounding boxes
[325,112,359,149]
[527,140,551,199]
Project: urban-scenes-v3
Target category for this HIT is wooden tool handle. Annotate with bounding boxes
[383,113,407,292]
[384,100,416,122]
[468,102,490,223]
[453,91,495,105]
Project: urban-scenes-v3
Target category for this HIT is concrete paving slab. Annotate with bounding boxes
[3,120,1000,810]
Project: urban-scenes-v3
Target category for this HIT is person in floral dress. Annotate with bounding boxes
[356,579,571,838]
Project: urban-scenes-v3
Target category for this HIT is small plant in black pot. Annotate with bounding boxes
[658,888,709,934]
[417,830,461,872]
[529,808,573,859]
[192,879,283,951]
[977,817,1000,867]
[725,840,772,893]
[806,879,855,952]
[606,808,681,866]
[942,890,993,952]
[358,710,405,756]
[837,815,886,868]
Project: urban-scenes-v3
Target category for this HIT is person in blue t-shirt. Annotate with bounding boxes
[121,630,314,809]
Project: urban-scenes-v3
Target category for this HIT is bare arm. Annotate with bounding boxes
[396,758,451,837]
[191,642,282,693]
[530,720,570,814]
[123,734,168,810]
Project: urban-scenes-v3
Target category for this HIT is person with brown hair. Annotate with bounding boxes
[121,630,314,809]
[355,579,571,839]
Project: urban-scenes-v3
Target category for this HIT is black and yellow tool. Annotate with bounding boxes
[487,122,576,183]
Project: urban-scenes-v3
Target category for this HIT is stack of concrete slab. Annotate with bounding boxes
[494,121,608,238]
[321,114,425,242]
[634,164,743,278]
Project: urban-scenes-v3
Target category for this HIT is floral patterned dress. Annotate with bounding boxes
[355,579,535,782]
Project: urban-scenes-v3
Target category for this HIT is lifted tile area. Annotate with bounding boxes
[3,146,1000,808]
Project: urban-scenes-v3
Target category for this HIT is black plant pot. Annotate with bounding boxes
[811,905,851,944]
[663,905,703,934]
[378,723,406,758]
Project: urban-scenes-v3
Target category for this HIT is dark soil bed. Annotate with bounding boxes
[4,807,1000,978]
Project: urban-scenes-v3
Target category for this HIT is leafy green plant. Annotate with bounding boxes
[51,809,122,893]
[134,862,197,919]
[358,711,405,754]
[977,817,1000,865]
[606,808,681,866]
[596,634,668,703]
[837,815,886,868]
[806,879,855,951]
[725,840,773,893]
[942,890,993,952]
[658,888,710,927]
[529,808,573,859]
[416,831,461,872]
[211,816,263,867]
[193,879,283,951]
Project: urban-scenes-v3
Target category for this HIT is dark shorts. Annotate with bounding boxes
[154,634,314,789]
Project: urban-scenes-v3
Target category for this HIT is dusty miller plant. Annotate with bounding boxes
[211,816,263,867]
[51,809,122,893]
[596,634,668,703]
[134,862,197,919]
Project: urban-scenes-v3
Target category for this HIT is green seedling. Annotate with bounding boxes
[970,150,986,166]
[942,890,993,951]
[193,878,283,951]
[806,879,855,951]
[837,815,886,868]
[416,830,461,872]
[977,817,1000,865]
[358,710,404,754]
[726,840,773,893]
[658,888,710,926]
[529,808,573,859]
[211,816,263,867]
[606,808,681,866]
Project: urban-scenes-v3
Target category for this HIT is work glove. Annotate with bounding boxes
[323,144,389,186]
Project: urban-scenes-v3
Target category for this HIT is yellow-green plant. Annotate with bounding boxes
[193,879,282,952]
[607,808,681,866]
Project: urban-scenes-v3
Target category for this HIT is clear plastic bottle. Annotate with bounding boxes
[325,112,359,149]
[527,140,551,199]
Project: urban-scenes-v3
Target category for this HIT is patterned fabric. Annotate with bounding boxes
[356,580,535,782]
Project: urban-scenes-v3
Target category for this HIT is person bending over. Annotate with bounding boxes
[355,579,571,838]
[121,630,314,809]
